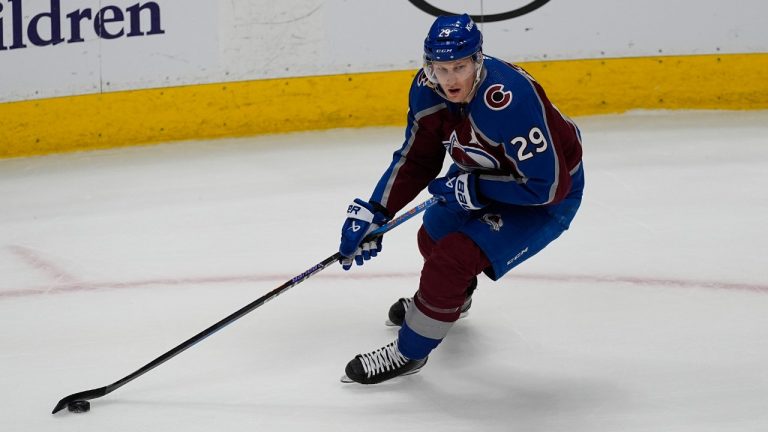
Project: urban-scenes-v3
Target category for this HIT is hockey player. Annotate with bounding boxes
[338,14,584,384]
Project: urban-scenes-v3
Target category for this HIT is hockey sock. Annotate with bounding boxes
[397,321,442,360]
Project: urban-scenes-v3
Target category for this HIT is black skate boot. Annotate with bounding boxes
[386,276,477,327]
[341,339,427,384]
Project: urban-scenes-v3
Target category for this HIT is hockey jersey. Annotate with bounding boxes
[370,56,583,216]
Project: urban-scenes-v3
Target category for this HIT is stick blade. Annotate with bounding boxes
[52,387,108,414]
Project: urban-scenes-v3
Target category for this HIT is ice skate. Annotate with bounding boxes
[340,339,427,384]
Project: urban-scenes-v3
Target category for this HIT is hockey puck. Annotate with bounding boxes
[67,400,90,413]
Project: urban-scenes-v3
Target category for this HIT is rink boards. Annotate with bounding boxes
[2,52,767,158]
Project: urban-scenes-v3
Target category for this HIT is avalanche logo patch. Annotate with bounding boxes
[443,130,501,170]
[484,84,513,111]
[481,213,504,232]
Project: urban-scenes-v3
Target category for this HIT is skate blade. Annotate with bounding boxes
[340,374,354,383]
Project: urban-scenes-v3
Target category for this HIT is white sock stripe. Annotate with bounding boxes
[406,295,456,340]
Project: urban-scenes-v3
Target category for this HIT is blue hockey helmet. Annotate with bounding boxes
[422,14,485,98]
[423,14,483,62]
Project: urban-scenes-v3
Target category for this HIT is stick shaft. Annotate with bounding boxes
[53,197,435,413]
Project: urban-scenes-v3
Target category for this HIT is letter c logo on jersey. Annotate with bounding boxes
[484,84,513,111]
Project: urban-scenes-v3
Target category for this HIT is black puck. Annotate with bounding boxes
[67,400,90,413]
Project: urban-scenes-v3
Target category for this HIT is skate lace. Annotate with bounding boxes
[358,340,408,378]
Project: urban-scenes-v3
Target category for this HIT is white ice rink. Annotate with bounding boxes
[2,110,768,431]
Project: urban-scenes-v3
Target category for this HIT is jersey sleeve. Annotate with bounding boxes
[474,69,575,206]
[369,72,447,215]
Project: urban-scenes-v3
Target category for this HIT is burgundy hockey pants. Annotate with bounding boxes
[414,225,490,322]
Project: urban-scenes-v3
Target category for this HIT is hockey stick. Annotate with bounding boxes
[52,197,436,414]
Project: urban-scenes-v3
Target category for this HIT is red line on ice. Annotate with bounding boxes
[0,271,766,299]
[6,245,80,284]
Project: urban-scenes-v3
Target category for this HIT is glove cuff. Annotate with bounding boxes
[346,198,376,222]
[454,173,485,211]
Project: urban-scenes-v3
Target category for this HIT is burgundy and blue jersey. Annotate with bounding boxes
[370,56,583,216]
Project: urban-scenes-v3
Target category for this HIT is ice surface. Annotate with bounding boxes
[1,110,767,431]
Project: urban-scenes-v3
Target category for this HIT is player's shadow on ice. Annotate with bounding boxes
[349,318,624,428]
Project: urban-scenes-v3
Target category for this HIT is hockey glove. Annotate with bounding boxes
[339,199,390,271]
[428,173,486,213]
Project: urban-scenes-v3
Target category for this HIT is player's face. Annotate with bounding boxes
[432,57,477,103]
